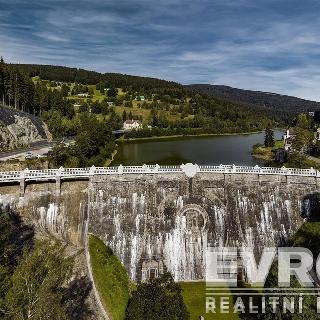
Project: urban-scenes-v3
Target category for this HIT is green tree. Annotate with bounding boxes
[264,127,274,147]
[107,87,117,98]
[2,241,73,320]
[61,84,70,97]
[296,113,311,129]
[122,110,127,121]
[125,272,189,320]
[291,128,313,153]
[314,111,320,124]
[98,80,106,94]
[0,208,33,309]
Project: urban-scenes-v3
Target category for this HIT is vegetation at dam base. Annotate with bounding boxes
[0,207,93,320]
[88,235,131,320]
[88,219,320,320]
[126,273,189,320]
[89,235,190,320]
[180,282,239,320]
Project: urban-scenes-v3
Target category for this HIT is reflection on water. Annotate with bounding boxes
[112,130,284,166]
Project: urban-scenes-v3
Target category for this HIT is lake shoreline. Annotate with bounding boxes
[117,130,266,144]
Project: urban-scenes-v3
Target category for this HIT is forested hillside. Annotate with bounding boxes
[12,64,183,95]
[1,60,276,166]
[8,62,274,136]
[1,60,74,117]
[186,84,320,122]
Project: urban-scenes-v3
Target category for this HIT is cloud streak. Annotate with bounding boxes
[0,0,320,100]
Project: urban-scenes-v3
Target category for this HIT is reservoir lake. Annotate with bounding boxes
[112,130,284,166]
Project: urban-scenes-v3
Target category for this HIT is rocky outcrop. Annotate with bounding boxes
[0,105,51,151]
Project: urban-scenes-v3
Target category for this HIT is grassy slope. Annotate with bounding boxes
[42,80,193,122]
[89,235,130,320]
[252,139,284,161]
[180,282,239,320]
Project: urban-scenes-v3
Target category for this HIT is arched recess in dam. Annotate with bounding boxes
[0,165,319,282]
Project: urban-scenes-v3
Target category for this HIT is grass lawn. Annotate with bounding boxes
[274,139,284,149]
[180,282,239,320]
[89,234,130,320]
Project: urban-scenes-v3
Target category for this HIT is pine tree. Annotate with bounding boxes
[122,110,127,121]
[264,127,274,147]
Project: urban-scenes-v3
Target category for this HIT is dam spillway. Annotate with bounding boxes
[0,164,318,281]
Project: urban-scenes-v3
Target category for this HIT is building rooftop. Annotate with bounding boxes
[124,119,141,124]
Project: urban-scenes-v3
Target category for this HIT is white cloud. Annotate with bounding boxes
[36,32,69,42]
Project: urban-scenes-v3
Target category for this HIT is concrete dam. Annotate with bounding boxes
[0,164,318,282]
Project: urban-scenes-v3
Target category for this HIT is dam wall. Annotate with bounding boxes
[0,164,318,281]
[0,180,89,245]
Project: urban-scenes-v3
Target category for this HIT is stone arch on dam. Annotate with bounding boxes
[0,164,319,282]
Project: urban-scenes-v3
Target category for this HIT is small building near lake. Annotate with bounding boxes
[77,93,89,98]
[123,119,142,130]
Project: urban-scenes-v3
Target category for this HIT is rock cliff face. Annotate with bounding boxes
[0,172,317,282]
[0,106,51,150]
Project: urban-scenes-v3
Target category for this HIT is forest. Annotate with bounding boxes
[12,63,184,95]
[187,84,320,123]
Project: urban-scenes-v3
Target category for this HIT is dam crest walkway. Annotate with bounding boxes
[0,163,319,184]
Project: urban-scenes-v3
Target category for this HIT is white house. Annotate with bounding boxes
[123,120,142,130]
[77,93,89,98]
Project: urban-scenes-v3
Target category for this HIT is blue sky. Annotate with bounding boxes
[1,0,320,100]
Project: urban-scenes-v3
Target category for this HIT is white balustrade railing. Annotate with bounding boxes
[0,164,319,184]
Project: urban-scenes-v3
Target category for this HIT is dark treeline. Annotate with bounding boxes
[12,64,184,95]
[0,59,34,112]
[187,84,320,123]
[0,60,73,117]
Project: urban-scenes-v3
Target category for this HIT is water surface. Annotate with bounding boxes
[112,130,283,166]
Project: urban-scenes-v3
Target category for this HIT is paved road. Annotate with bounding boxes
[0,140,52,157]
[0,140,54,161]
[0,137,75,162]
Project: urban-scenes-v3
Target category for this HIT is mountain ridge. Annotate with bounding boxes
[185,84,320,121]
